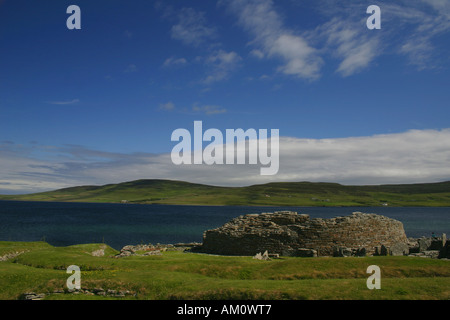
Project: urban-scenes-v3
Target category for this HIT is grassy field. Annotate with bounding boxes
[1,179,450,207]
[1,241,449,300]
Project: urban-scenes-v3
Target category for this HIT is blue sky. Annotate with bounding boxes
[1,0,450,193]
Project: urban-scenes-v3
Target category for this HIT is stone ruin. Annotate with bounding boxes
[200,211,410,257]
[114,242,201,258]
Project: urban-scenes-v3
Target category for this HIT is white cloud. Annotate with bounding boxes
[276,129,450,185]
[271,34,323,78]
[203,50,242,84]
[171,7,217,47]
[162,56,187,68]
[224,0,450,78]
[400,37,434,70]
[2,129,450,194]
[316,18,380,76]
[223,0,323,80]
[421,0,450,18]
[249,49,265,59]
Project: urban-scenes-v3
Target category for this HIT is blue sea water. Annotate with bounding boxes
[0,201,449,250]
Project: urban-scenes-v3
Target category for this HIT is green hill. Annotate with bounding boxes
[1,179,450,206]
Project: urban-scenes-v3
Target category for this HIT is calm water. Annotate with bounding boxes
[0,201,449,250]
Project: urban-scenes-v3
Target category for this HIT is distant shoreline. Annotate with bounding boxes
[2,198,450,208]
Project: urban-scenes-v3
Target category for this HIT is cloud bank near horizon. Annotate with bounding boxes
[1,128,450,194]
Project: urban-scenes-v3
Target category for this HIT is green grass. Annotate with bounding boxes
[1,179,450,206]
[1,241,449,300]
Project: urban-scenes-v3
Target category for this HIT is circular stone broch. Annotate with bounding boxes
[200,211,408,257]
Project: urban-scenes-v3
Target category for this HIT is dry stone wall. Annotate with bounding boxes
[201,211,408,257]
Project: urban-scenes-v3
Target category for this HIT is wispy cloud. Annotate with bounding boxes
[311,17,380,77]
[308,0,450,72]
[335,0,449,73]
[47,99,80,105]
[202,50,242,84]
[162,56,188,68]
[249,49,265,59]
[171,7,217,47]
[421,0,450,19]
[385,0,450,70]
[400,36,434,70]
[222,0,449,78]
[192,104,227,115]
[159,4,241,84]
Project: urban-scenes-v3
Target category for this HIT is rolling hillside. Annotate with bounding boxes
[1,179,450,206]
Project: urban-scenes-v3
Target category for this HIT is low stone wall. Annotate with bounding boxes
[200,211,408,257]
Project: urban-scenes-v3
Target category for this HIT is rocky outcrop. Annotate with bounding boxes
[201,211,408,257]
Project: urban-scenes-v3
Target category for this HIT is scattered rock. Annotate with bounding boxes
[21,293,45,300]
[92,288,104,294]
[91,245,106,257]
[114,244,161,258]
[423,250,440,259]
[380,245,389,256]
[200,211,408,257]
[407,235,450,259]
[389,242,410,256]
[253,250,271,261]
[334,247,354,257]
[439,239,450,259]
[418,238,432,252]
[333,247,367,257]
[356,248,367,257]
[19,287,136,300]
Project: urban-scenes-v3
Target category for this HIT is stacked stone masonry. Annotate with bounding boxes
[201,211,409,257]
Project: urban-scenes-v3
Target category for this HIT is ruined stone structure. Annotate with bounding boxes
[201,211,408,257]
